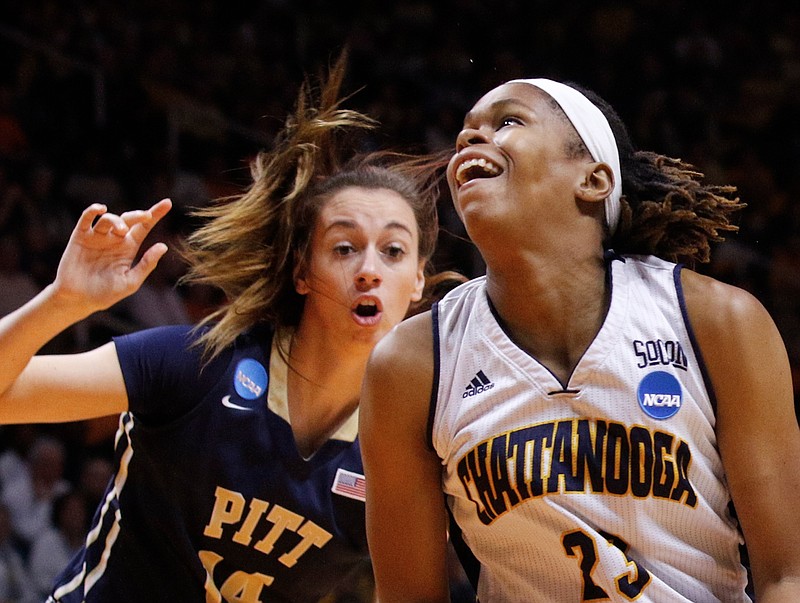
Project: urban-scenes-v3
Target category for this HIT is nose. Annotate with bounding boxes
[355,248,382,290]
[456,125,490,152]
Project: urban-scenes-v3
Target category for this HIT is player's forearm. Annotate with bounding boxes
[0,283,92,396]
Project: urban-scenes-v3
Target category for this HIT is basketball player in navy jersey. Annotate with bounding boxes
[0,59,460,602]
[361,78,800,602]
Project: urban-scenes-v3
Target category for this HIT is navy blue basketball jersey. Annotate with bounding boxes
[48,325,369,602]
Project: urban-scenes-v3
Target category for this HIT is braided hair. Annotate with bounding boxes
[566,84,745,267]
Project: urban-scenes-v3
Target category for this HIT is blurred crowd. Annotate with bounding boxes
[0,1,798,600]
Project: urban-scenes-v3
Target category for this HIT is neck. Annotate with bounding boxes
[485,248,609,384]
[287,322,371,404]
[283,324,370,458]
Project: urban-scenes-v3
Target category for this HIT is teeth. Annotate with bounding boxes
[355,300,379,317]
[456,157,501,185]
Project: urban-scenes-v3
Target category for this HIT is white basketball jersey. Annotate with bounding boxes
[432,255,748,603]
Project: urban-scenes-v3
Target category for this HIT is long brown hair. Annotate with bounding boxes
[180,54,462,359]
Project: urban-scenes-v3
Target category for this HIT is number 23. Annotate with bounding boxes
[562,529,651,601]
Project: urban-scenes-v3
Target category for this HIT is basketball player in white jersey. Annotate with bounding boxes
[360,78,800,602]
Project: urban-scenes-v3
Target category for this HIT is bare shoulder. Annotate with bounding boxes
[680,268,777,349]
[362,311,434,440]
[681,271,800,596]
[679,267,792,426]
[369,310,434,377]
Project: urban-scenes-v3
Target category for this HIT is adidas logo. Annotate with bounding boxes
[462,370,494,398]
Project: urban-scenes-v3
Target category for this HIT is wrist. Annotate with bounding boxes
[39,283,98,324]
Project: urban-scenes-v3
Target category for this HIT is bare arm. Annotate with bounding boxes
[683,270,800,601]
[0,199,172,423]
[360,312,450,603]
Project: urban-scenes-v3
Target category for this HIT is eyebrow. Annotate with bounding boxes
[463,98,534,124]
[324,219,415,237]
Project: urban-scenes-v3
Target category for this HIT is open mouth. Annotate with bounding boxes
[352,297,382,326]
[354,301,379,318]
[455,157,502,186]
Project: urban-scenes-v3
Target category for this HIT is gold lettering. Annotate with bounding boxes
[279,521,333,568]
[199,550,223,603]
[219,570,274,602]
[204,487,245,539]
[254,505,303,555]
[232,498,269,546]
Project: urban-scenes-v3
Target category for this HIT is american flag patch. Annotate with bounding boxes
[331,468,366,502]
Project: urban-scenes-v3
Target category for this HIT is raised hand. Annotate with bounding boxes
[53,199,173,315]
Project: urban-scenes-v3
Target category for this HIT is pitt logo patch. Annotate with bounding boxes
[234,358,268,400]
[637,371,682,419]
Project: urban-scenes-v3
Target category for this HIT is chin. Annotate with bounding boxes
[348,319,384,338]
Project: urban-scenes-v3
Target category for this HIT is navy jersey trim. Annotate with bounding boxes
[603,248,625,262]
[485,290,575,390]
[51,412,135,601]
[673,264,719,415]
[427,302,441,451]
[447,506,480,593]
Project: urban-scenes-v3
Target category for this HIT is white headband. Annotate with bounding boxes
[508,78,622,233]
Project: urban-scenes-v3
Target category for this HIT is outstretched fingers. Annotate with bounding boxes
[128,241,170,286]
[75,199,173,240]
[119,200,172,289]
[121,198,173,242]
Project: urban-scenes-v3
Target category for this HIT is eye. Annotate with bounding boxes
[334,243,356,256]
[499,116,523,128]
[383,244,406,259]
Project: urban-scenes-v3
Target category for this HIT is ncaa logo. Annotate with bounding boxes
[637,371,682,419]
[234,358,268,400]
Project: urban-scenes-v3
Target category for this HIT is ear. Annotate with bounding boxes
[575,162,614,203]
[294,258,310,295]
[410,260,425,303]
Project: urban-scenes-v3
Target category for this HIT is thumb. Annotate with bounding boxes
[128,243,169,287]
